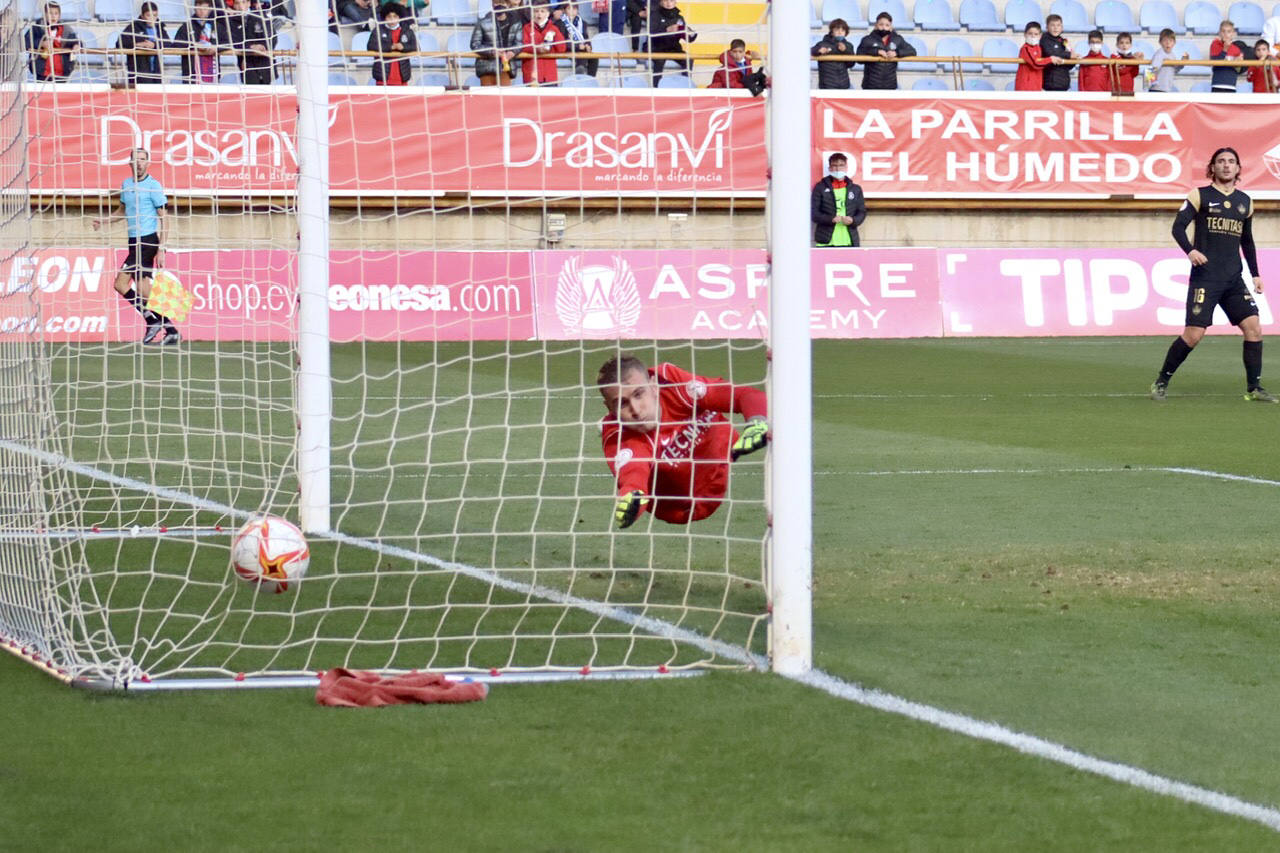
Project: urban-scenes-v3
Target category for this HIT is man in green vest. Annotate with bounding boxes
[810,152,866,247]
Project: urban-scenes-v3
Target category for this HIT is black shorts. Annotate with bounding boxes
[121,233,160,277]
[1185,278,1259,328]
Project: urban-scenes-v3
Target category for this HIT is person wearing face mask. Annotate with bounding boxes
[370,2,416,85]
[1015,21,1058,90]
[471,1,522,86]
[1039,13,1075,91]
[811,153,866,248]
[1078,29,1109,91]
[811,18,854,89]
[856,12,914,89]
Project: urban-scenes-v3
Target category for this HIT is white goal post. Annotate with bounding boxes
[0,0,811,689]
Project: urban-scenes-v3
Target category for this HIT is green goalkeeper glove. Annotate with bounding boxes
[731,418,770,461]
[614,490,650,529]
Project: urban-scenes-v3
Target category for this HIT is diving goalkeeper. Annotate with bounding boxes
[597,354,769,529]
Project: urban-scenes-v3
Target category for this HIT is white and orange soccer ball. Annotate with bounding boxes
[231,515,310,594]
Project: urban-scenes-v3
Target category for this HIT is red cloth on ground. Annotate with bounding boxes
[316,668,488,707]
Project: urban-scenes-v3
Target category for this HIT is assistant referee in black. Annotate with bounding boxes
[1150,147,1275,402]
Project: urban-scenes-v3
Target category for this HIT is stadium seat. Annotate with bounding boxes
[72,66,108,83]
[592,31,637,68]
[562,73,602,87]
[911,76,948,88]
[77,28,104,65]
[415,71,451,86]
[871,0,909,28]
[1228,1,1266,34]
[1047,0,1088,31]
[657,73,695,88]
[822,0,862,24]
[19,0,39,20]
[446,31,476,67]
[1003,0,1042,31]
[58,0,88,19]
[1180,40,1211,75]
[221,69,240,84]
[617,74,650,87]
[412,31,446,68]
[899,34,932,70]
[958,0,1003,31]
[328,31,343,66]
[272,30,296,73]
[433,0,478,26]
[982,36,1019,72]
[328,71,359,85]
[1190,80,1212,91]
[913,0,960,30]
[1238,77,1255,91]
[1184,1,1222,35]
[934,35,981,70]
[1138,0,1178,33]
[350,30,372,68]
[1132,39,1155,58]
[1093,0,1135,32]
[1274,3,1280,19]
[94,0,132,21]
[964,77,995,88]
[155,0,187,22]
[462,73,481,87]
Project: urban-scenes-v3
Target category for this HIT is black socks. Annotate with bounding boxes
[1244,339,1263,390]
[1158,336,1194,383]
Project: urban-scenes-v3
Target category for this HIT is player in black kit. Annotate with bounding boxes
[1150,147,1276,402]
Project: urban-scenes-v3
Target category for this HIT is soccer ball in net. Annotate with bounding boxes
[231,515,310,594]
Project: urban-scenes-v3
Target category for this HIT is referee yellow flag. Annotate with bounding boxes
[146,270,194,323]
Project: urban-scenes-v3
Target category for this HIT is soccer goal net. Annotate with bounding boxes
[0,1,810,689]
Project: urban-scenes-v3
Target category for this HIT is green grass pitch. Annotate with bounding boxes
[4,335,1280,849]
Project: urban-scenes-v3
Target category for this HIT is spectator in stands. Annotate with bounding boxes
[648,0,696,85]
[1247,39,1280,91]
[596,0,626,38]
[1015,21,1057,91]
[1263,14,1280,56]
[25,2,80,82]
[1147,28,1187,92]
[625,0,647,52]
[370,2,416,85]
[1039,13,1074,91]
[811,18,854,90]
[811,153,865,248]
[1109,31,1141,94]
[1210,21,1246,92]
[1078,29,1108,91]
[856,12,914,90]
[219,0,273,84]
[338,0,376,30]
[472,0,521,85]
[553,2,597,77]
[119,2,168,85]
[521,3,567,85]
[173,0,221,83]
[709,38,764,92]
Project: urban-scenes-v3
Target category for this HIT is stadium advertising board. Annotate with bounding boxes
[5,248,1273,342]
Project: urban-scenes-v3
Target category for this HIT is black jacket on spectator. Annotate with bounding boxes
[1039,31,1071,90]
[25,20,79,80]
[810,175,867,246]
[172,16,221,82]
[337,0,375,29]
[856,28,914,89]
[470,10,523,78]
[811,33,854,89]
[369,20,417,83]
[119,18,168,84]
[625,0,646,38]
[648,3,696,54]
[219,9,273,84]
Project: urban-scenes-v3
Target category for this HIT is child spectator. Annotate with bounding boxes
[709,38,765,93]
[1039,13,1074,91]
[1078,29,1109,90]
[1147,27,1187,92]
[648,0,696,85]
[370,2,416,85]
[553,2,596,77]
[119,1,167,85]
[811,18,854,90]
[1247,38,1280,91]
[173,0,221,83]
[856,12,915,90]
[1209,20,1245,92]
[1109,31,1142,93]
[471,1,522,86]
[1015,21,1056,91]
[219,0,273,84]
[25,2,79,82]
[521,3,566,86]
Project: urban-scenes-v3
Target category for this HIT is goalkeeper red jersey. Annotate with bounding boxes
[600,363,767,525]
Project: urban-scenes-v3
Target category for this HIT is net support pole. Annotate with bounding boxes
[295,0,331,534]
[767,1,813,675]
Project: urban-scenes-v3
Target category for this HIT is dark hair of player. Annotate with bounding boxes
[1205,147,1242,182]
[597,354,648,387]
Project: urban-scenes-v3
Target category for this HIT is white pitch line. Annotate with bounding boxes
[1159,467,1280,488]
[4,439,1279,831]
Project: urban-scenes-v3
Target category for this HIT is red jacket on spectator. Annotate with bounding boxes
[1247,63,1280,91]
[521,18,566,84]
[1110,52,1139,93]
[1015,43,1051,91]
[1078,55,1109,90]
[709,50,749,88]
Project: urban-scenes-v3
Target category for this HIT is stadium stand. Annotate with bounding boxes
[1180,38,1211,74]
[958,0,1003,31]
[445,30,474,68]
[412,31,446,68]
[1138,0,1179,32]
[875,0,910,28]
[911,75,948,87]
[982,36,1019,72]
[1003,0,1042,29]
[658,73,697,87]
[934,34,981,69]
[1094,0,1137,31]
[350,30,372,69]
[1184,0,1223,33]
[562,73,602,87]
[1048,0,1090,31]
[914,0,961,30]
[432,0,478,27]
[899,34,933,70]
[964,76,995,87]
[1228,1,1265,34]
[93,0,132,22]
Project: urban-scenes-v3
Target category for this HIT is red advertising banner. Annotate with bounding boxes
[2,247,1273,342]
[27,88,767,198]
[812,93,1280,198]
